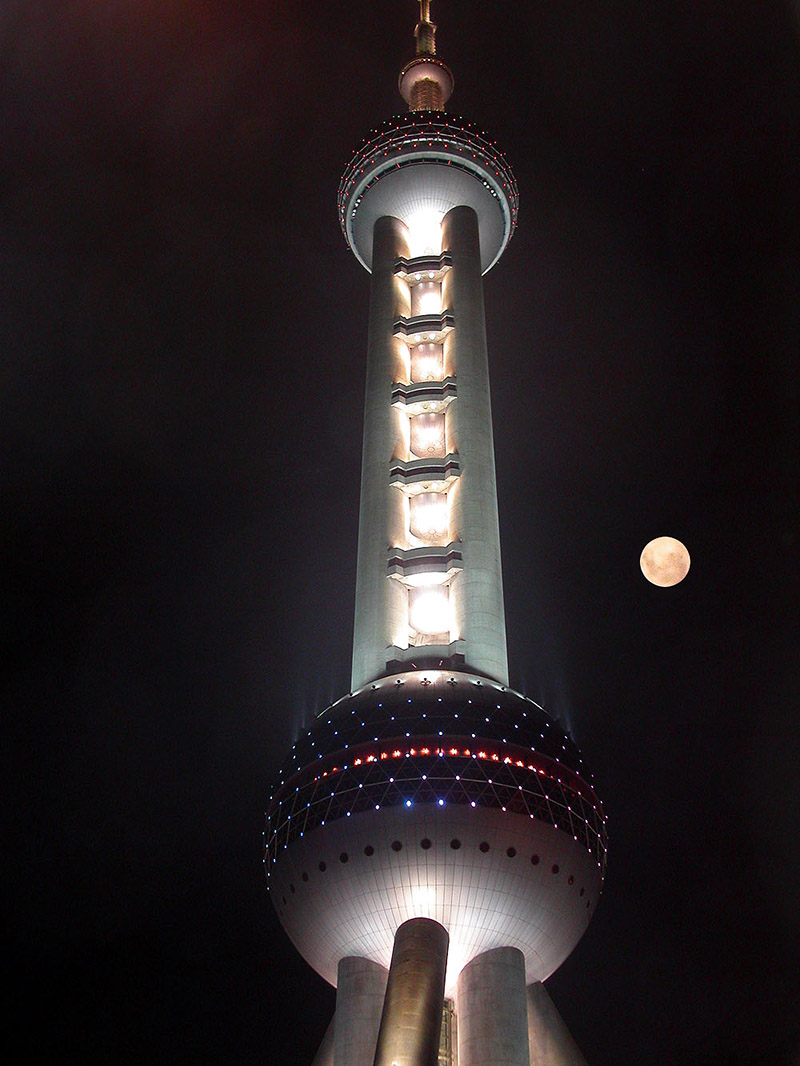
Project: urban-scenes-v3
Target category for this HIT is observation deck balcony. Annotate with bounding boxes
[338,112,519,273]
[387,543,463,585]
[394,253,453,283]
[390,454,460,494]
[391,376,457,416]
[393,312,454,346]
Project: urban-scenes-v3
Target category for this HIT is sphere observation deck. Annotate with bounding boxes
[338,112,519,274]
[265,670,607,992]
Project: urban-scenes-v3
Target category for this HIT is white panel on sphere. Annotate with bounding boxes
[269,804,602,995]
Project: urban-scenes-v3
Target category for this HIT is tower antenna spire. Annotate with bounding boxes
[415,0,437,56]
[399,0,454,111]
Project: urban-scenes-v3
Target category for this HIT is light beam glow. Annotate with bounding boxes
[406,209,443,256]
[409,586,450,635]
[409,491,449,543]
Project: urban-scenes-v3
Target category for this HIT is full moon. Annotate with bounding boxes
[640,536,691,587]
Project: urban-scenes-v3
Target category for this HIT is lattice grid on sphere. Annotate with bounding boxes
[265,672,608,879]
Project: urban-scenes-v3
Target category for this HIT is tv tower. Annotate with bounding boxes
[265,5,607,1064]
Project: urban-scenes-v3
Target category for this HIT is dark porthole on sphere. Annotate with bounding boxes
[568,875,574,885]
[552,864,560,874]
[450,838,461,850]
[290,884,295,893]
[391,840,403,852]
[506,847,516,858]
[479,841,490,853]
[282,896,287,905]
[319,861,326,872]
[531,854,540,865]
[364,845,374,857]
[339,852,349,863]
[302,872,309,882]
[586,900,591,909]
[580,887,585,896]
[420,838,432,850]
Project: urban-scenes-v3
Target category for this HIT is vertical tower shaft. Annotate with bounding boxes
[351,205,508,689]
[352,217,411,689]
[442,205,508,684]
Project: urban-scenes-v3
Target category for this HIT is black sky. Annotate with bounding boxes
[4,1,800,1063]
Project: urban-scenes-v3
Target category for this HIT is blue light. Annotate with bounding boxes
[438,799,445,806]
[405,799,412,807]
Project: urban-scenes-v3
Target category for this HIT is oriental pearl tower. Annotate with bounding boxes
[265,5,608,1064]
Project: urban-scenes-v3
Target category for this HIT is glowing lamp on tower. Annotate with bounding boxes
[409,586,450,635]
[406,209,443,257]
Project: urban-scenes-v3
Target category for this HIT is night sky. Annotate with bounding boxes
[4,1,800,1063]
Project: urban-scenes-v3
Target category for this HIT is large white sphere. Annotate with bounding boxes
[265,671,607,994]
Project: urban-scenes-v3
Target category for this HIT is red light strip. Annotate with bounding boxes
[273,736,603,814]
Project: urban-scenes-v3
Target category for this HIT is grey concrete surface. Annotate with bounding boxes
[312,1013,335,1066]
[442,205,508,685]
[527,982,589,1066]
[456,946,530,1066]
[351,215,411,689]
[334,956,389,1066]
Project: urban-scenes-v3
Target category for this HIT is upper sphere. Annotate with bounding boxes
[399,55,454,109]
[338,112,519,274]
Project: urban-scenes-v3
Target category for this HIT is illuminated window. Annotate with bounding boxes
[411,281,442,316]
[409,491,449,543]
[409,412,446,458]
[410,341,443,382]
[407,209,442,256]
[409,586,450,636]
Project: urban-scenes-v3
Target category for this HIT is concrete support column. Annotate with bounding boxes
[373,917,449,1066]
[351,215,411,690]
[441,205,508,685]
[527,983,589,1066]
[334,957,389,1066]
[312,1013,335,1066]
[456,946,530,1066]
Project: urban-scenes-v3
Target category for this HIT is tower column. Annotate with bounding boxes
[352,216,411,690]
[442,205,509,684]
[373,918,449,1066]
[334,956,389,1066]
[312,1014,335,1066]
[456,946,530,1066]
[526,982,589,1066]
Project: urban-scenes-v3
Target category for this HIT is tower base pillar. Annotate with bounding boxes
[456,946,530,1066]
[312,1013,335,1066]
[334,957,389,1066]
[373,917,449,1066]
[526,982,589,1066]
